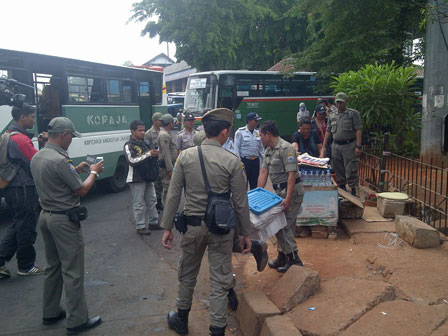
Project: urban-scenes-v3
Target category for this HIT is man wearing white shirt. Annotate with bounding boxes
[234,113,264,190]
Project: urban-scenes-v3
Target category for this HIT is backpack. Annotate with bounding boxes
[0,131,20,189]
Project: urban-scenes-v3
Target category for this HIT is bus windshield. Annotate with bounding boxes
[184,76,216,116]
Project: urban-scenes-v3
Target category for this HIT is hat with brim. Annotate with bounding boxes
[335,92,348,103]
[315,105,327,114]
[202,108,234,124]
[246,112,262,121]
[184,113,195,121]
[48,117,82,137]
[152,112,163,121]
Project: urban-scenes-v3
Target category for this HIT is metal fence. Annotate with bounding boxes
[359,135,448,235]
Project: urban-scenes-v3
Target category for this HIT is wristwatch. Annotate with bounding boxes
[90,171,99,178]
[356,145,362,149]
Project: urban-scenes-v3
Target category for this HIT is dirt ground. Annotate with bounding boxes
[232,222,448,335]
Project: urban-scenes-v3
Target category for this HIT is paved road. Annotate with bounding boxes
[0,186,240,336]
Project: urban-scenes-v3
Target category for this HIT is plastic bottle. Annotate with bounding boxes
[327,169,332,186]
[302,171,308,186]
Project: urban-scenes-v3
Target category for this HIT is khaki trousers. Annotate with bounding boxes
[160,168,171,206]
[177,222,234,328]
[331,142,358,188]
[39,211,88,328]
[275,183,304,254]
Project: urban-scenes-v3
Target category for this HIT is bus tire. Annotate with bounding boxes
[98,156,128,193]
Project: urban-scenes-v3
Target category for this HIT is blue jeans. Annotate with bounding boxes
[0,186,39,270]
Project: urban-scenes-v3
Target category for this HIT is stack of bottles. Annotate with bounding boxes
[300,168,332,187]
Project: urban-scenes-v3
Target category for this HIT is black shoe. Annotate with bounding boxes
[277,251,303,273]
[228,288,238,311]
[251,240,268,272]
[351,188,357,196]
[339,185,347,191]
[167,309,189,335]
[43,310,66,325]
[66,316,101,335]
[210,325,226,336]
[268,252,286,269]
[156,199,164,211]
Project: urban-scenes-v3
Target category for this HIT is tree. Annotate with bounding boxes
[130,0,310,71]
[294,0,426,73]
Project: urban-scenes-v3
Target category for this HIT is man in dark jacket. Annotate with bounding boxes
[0,104,44,278]
[124,120,160,235]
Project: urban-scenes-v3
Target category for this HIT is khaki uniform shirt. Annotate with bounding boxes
[158,128,178,172]
[160,139,252,236]
[262,138,299,185]
[327,108,362,142]
[30,142,83,211]
[175,128,198,151]
[144,126,160,149]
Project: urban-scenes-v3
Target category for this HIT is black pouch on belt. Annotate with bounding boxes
[67,207,88,222]
[174,212,187,234]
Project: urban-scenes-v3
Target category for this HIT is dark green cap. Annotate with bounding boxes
[160,113,174,124]
[152,112,163,121]
[48,117,81,137]
[335,92,348,103]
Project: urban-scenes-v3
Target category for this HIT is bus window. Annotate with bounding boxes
[107,79,121,103]
[68,76,93,102]
[236,78,262,97]
[264,78,283,96]
[123,81,133,103]
[292,77,314,96]
[139,81,150,96]
[90,78,106,103]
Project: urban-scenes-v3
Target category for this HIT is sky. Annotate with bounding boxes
[0,0,176,66]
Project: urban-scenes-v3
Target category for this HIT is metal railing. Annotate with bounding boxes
[359,135,448,234]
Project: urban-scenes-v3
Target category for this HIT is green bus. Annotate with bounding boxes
[183,70,331,138]
[0,48,163,192]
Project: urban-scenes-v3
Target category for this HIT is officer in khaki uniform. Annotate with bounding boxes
[258,120,305,273]
[320,92,362,196]
[157,114,178,205]
[144,112,163,209]
[175,112,198,152]
[161,108,252,336]
[30,117,102,334]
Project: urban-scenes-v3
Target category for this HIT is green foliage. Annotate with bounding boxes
[331,63,421,156]
[295,0,426,73]
[130,0,310,71]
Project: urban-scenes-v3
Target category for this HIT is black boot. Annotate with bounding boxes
[277,251,303,273]
[251,240,268,272]
[268,252,286,269]
[228,288,238,311]
[210,325,226,336]
[167,308,190,335]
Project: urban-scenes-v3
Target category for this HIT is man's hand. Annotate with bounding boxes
[75,162,89,174]
[90,160,104,174]
[319,147,326,158]
[355,147,362,157]
[162,229,173,249]
[38,132,48,145]
[150,149,159,158]
[241,235,252,254]
[281,198,291,212]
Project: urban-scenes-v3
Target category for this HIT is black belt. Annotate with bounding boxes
[242,156,258,160]
[42,209,68,215]
[272,177,302,191]
[184,215,203,226]
[334,138,355,145]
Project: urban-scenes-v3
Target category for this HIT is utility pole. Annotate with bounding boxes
[421,0,448,165]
